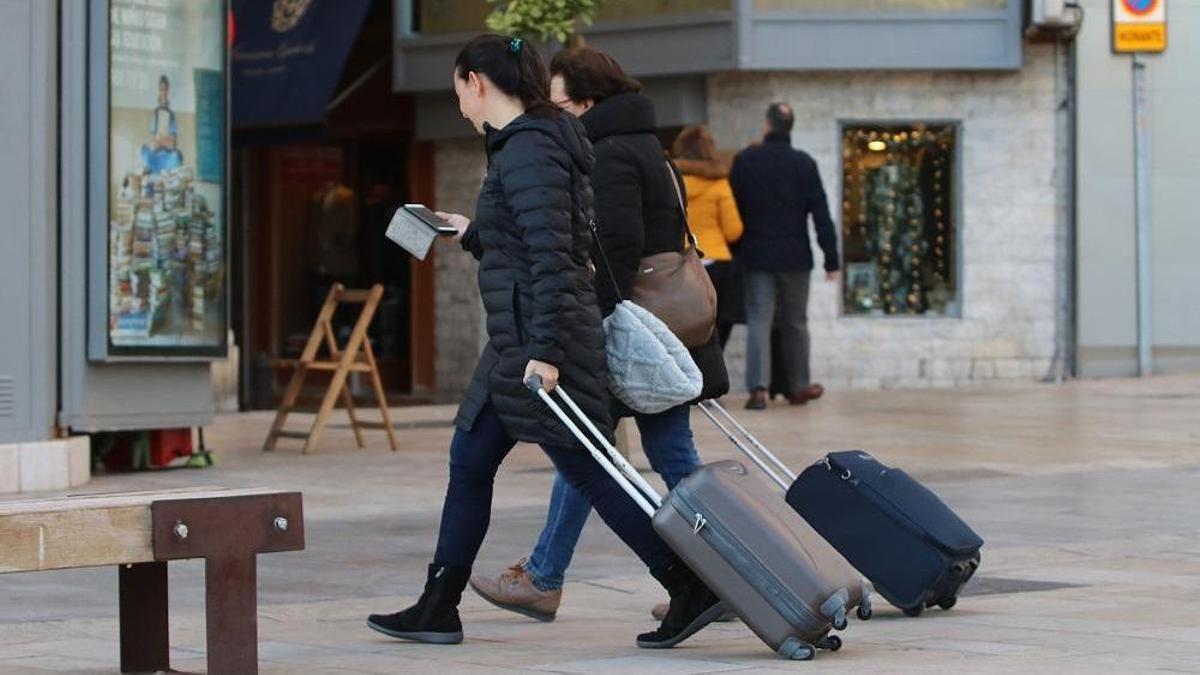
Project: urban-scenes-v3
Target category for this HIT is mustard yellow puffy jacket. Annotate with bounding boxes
[676,158,744,262]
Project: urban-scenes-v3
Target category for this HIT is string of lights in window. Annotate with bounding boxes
[842,124,956,316]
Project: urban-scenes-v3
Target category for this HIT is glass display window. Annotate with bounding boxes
[841,123,958,317]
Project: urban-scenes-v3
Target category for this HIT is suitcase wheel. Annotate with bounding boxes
[857,604,873,621]
[903,604,925,618]
[778,638,816,661]
[938,596,958,611]
[832,611,848,631]
[816,635,843,652]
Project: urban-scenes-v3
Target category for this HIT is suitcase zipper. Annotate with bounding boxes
[671,491,828,634]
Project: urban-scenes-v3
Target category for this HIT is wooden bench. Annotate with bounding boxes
[0,488,305,674]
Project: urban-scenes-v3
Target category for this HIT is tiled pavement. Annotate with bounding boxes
[2,376,1199,673]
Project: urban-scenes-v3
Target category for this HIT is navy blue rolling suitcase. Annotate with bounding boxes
[697,402,982,617]
[787,451,982,616]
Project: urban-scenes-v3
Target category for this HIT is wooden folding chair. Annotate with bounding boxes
[263,283,398,454]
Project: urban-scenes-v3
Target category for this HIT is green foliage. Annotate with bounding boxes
[486,0,601,45]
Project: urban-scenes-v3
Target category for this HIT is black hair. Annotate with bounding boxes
[159,75,169,88]
[455,34,557,118]
[549,47,641,104]
[766,102,794,134]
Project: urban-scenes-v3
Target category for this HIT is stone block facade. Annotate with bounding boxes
[0,436,90,494]
[430,45,1065,397]
[432,139,487,402]
[707,44,1064,391]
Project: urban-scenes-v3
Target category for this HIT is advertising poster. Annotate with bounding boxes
[106,0,227,356]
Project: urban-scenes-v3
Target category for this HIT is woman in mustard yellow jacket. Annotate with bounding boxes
[672,126,744,346]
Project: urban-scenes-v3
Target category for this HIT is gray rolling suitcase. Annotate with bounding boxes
[527,378,872,660]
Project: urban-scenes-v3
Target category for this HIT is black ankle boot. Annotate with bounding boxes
[368,564,469,644]
[637,559,725,649]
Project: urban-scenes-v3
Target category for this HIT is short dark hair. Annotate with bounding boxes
[549,47,641,105]
[766,102,794,134]
[159,75,169,88]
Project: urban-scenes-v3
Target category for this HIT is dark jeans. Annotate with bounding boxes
[745,269,811,394]
[432,403,674,573]
[524,404,700,590]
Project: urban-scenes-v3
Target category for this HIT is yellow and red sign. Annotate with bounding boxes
[1113,0,1167,53]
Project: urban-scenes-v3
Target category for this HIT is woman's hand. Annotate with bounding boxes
[435,211,471,242]
[524,359,560,392]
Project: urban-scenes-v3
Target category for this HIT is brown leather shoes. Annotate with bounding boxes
[788,383,825,405]
[745,388,768,410]
[468,559,561,622]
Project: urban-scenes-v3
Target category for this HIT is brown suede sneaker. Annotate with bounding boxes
[468,559,561,622]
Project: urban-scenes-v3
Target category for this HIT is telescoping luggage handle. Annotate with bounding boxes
[525,376,664,518]
[697,400,797,493]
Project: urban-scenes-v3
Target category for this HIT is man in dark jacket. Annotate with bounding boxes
[730,103,840,410]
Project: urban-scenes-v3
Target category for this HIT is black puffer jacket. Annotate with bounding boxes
[581,93,685,314]
[453,113,612,448]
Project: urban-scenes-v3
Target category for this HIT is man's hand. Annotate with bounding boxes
[524,359,560,392]
[825,271,839,283]
[434,211,471,242]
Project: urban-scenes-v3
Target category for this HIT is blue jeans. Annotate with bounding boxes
[524,404,700,590]
[432,404,673,572]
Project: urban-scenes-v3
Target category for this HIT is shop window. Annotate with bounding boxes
[840,123,958,317]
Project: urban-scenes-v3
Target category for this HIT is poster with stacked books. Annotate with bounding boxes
[105,0,226,357]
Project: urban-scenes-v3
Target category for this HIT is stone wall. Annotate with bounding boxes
[432,139,487,401]
[707,44,1063,390]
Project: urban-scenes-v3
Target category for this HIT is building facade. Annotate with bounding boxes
[1074,0,1200,376]
[393,0,1098,397]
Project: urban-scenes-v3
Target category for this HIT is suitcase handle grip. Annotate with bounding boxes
[526,377,664,517]
[698,400,796,491]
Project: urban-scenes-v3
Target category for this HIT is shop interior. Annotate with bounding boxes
[230,0,435,411]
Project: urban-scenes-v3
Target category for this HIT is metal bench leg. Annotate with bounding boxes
[205,554,259,674]
[119,562,170,673]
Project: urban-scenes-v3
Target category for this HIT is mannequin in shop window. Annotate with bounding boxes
[308,182,360,282]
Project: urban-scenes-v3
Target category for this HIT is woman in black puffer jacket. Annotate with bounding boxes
[469,46,729,626]
[366,34,722,651]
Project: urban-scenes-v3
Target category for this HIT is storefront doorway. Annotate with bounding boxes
[229,0,434,410]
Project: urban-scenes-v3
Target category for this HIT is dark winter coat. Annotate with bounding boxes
[453,113,612,448]
[581,92,729,406]
[729,132,841,273]
[581,93,686,315]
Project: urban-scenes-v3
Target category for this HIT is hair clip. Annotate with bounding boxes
[509,37,523,54]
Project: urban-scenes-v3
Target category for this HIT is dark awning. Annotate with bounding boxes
[231,0,372,128]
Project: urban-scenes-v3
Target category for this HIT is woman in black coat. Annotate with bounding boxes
[366,34,722,650]
[468,46,729,624]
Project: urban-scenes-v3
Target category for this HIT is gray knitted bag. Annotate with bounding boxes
[604,300,702,413]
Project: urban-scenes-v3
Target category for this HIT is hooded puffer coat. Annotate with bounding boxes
[453,113,612,447]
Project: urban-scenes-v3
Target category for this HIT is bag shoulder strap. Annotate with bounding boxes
[565,158,625,305]
[589,220,625,304]
[664,159,701,252]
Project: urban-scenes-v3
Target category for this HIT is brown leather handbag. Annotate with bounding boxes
[630,161,718,347]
